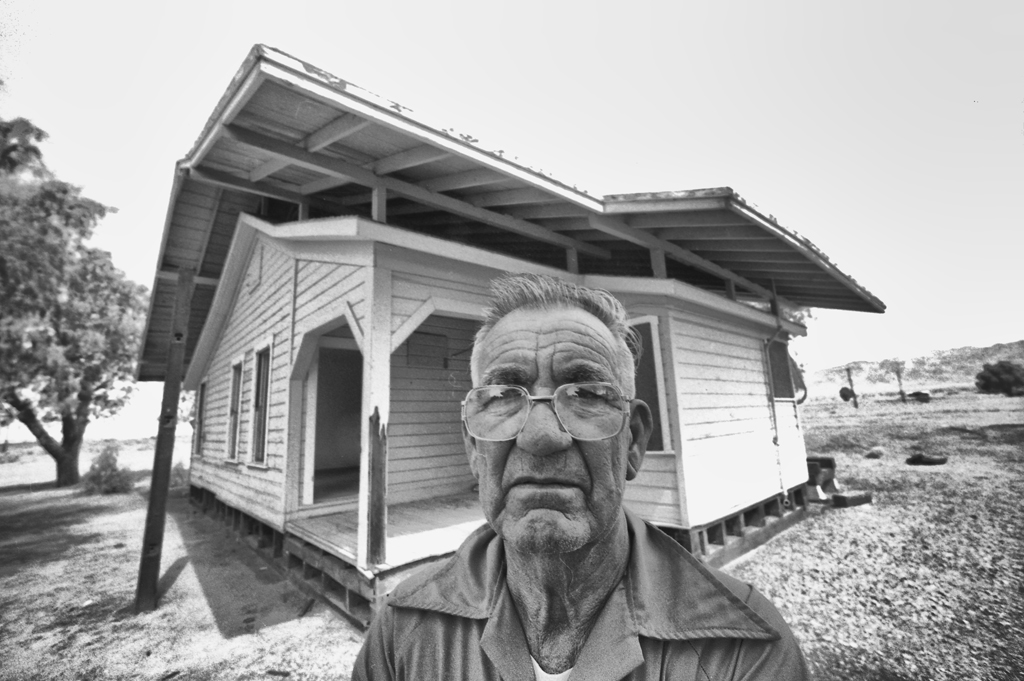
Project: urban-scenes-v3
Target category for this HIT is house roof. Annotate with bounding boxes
[138,44,884,382]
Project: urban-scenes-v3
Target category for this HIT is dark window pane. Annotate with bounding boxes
[768,341,795,399]
[633,322,664,451]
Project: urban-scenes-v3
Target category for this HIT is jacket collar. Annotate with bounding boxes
[388,507,779,642]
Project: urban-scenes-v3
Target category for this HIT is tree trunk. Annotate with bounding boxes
[3,390,89,487]
[54,445,81,486]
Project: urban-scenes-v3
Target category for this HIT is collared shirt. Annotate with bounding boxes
[352,509,809,680]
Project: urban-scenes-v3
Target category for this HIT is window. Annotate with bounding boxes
[767,340,795,400]
[228,362,243,459]
[192,383,206,458]
[630,319,666,451]
[251,347,271,464]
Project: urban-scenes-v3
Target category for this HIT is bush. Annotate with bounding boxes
[169,461,190,489]
[975,360,1024,397]
[81,443,134,494]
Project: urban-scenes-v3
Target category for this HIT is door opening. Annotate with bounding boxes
[313,346,363,503]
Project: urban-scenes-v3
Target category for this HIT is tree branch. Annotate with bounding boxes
[3,390,65,461]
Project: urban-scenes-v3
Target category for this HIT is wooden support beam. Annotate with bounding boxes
[249,158,290,183]
[367,408,387,566]
[373,145,449,175]
[371,186,387,222]
[465,187,557,208]
[298,202,310,221]
[418,168,506,192]
[155,270,219,287]
[650,249,667,278]
[358,268,392,569]
[566,248,579,274]
[135,269,195,613]
[725,280,737,301]
[588,214,783,302]
[605,197,728,214]
[223,124,610,259]
[306,114,372,152]
[189,168,337,214]
[504,203,591,221]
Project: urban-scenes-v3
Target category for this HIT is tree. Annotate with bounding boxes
[0,116,49,177]
[976,361,1024,397]
[0,119,148,486]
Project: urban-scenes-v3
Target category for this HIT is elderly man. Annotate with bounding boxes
[353,274,808,680]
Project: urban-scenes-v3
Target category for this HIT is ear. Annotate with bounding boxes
[463,421,483,480]
[625,399,653,481]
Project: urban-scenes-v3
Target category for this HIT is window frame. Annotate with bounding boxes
[192,381,207,458]
[627,315,672,453]
[226,355,245,461]
[248,337,273,467]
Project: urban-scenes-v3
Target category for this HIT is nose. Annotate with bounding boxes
[516,399,572,454]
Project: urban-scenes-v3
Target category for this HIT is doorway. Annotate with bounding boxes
[313,345,363,503]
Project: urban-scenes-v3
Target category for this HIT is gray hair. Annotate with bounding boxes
[470,273,638,395]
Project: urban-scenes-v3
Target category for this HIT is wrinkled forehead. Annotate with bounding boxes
[471,306,627,386]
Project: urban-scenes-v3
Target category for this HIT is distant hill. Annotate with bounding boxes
[809,340,1024,391]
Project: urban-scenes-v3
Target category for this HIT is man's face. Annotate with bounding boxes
[465,306,652,554]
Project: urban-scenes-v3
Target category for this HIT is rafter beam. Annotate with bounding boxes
[588,214,790,304]
[248,115,371,183]
[306,114,372,152]
[188,167,335,213]
[465,187,558,208]
[373,145,449,175]
[419,168,506,192]
[504,203,591,221]
[223,124,610,259]
[249,158,291,182]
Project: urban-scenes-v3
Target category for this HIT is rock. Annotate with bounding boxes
[839,386,856,402]
[908,391,931,403]
[833,491,873,508]
[906,452,947,466]
[866,446,887,459]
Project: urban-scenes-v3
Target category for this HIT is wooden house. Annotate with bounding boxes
[139,45,885,624]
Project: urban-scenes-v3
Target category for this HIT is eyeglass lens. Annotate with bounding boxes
[464,383,626,441]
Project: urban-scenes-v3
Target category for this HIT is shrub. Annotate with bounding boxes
[975,360,1024,397]
[169,461,190,489]
[81,443,134,494]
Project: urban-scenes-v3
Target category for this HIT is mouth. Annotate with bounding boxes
[508,477,580,490]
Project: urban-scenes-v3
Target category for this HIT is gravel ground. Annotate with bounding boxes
[2,390,1020,680]
[725,389,1024,681]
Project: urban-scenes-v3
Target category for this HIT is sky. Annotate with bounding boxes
[1,0,1022,439]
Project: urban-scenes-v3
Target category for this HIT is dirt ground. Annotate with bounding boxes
[1,389,1022,680]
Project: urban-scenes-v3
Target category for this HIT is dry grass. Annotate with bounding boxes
[2,391,1021,679]
[726,389,1024,681]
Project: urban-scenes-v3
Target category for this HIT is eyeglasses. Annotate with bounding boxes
[461,382,631,442]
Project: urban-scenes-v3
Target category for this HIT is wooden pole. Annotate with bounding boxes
[367,407,387,566]
[896,365,907,403]
[135,269,195,613]
[845,366,859,409]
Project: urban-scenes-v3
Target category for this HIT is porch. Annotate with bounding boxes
[286,489,485,571]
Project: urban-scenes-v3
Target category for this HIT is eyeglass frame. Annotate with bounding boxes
[460,382,634,442]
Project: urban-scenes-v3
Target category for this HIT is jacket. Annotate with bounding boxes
[352,508,809,680]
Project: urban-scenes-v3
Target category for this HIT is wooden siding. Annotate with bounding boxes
[190,237,293,528]
[624,452,681,526]
[388,314,478,505]
[775,399,809,489]
[292,260,367,343]
[671,311,784,527]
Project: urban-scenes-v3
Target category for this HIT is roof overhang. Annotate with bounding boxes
[139,44,883,382]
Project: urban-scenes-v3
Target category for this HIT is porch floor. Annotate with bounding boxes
[286,489,486,570]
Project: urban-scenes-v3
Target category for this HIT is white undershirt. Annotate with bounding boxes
[531,656,573,681]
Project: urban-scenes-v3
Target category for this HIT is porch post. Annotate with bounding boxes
[135,268,195,612]
[356,266,392,569]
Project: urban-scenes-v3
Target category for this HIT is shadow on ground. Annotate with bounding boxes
[164,495,312,638]
[0,491,108,575]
